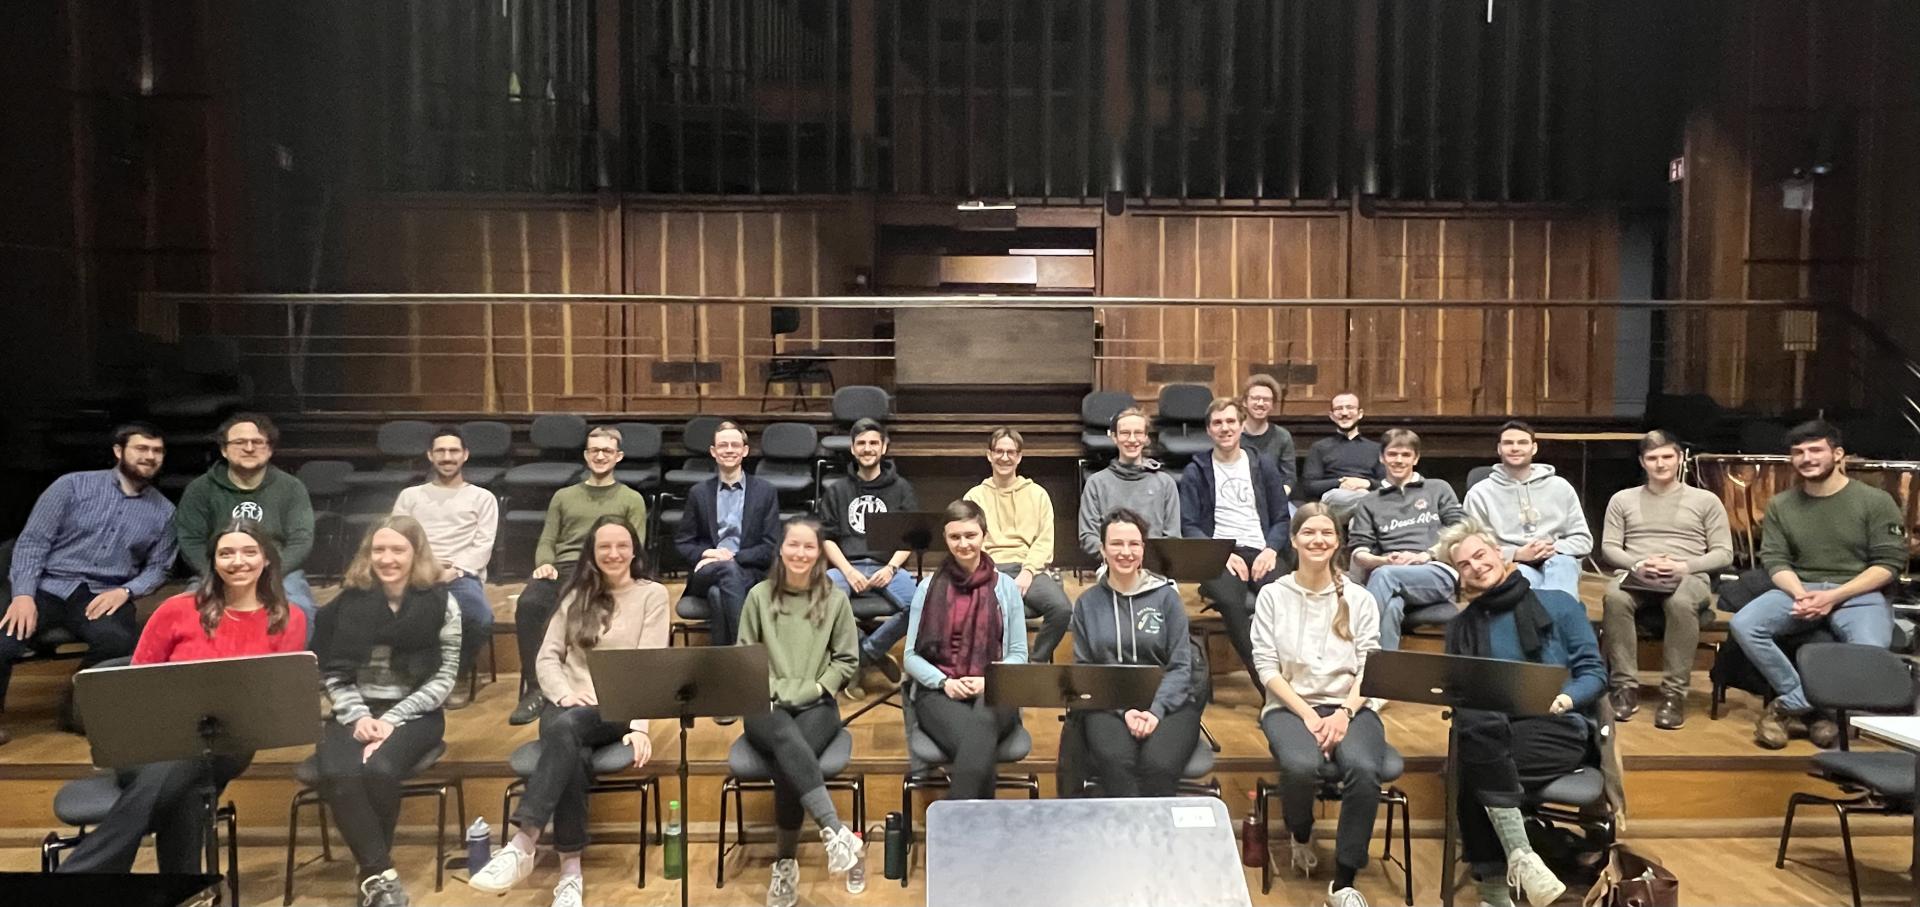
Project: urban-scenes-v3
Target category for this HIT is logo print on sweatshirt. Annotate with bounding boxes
[1135,607,1164,635]
[1414,498,1429,510]
[1219,476,1254,509]
[232,501,265,522]
[847,494,889,535]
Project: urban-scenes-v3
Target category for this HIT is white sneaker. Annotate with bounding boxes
[550,875,583,907]
[1325,882,1370,907]
[1507,850,1567,906]
[1290,840,1319,877]
[468,844,536,894]
[767,858,799,907]
[822,824,863,874]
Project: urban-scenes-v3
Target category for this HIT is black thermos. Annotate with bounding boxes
[883,811,907,879]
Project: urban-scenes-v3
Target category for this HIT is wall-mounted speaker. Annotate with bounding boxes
[1104,191,1126,217]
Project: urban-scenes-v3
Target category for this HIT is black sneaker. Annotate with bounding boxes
[872,653,903,685]
[1608,685,1639,722]
[508,690,545,726]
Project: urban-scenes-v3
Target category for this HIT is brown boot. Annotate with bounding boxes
[1755,701,1791,750]
[1653,692,1686,730]
[1808,714,1841,749]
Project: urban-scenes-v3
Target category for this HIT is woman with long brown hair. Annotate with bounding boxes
[469,516,666,907]
[57,520,306,875]
[736,516,862,907]
[312,515,460,907]
[1251,503,1386,907]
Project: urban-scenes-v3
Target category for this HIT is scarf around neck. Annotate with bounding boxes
[317,584,449,684]
[914,552,1003,679]
[1446,570,1552,661]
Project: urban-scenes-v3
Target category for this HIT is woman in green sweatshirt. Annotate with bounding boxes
[737,517,863,907]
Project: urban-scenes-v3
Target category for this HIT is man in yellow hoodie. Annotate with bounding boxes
[962,428,1072,662]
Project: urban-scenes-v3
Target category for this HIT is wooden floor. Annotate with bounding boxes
[5,833,1914,906]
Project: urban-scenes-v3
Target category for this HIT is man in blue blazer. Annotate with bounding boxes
[1179,397,1292,688]
[674,421,782,647]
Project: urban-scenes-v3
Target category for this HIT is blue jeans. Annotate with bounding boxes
[1514,554,1580,598]
[1365,562,1458,650]
[1730,584,1893,712]
[828,559,918,661]
[445,574,495,628]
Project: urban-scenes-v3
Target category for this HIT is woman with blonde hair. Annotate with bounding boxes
[312,515,461,907]
[1251,503,1386,907]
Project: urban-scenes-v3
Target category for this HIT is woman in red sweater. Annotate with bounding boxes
[58,519,307,874]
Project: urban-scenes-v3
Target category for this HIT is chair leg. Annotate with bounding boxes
[433,785,449,893]
[653,780,664,844]
[283,795,303,906]
[486,633,498,682]
[1776,793,1813,867]
[317,800,334,861]
[636,780,649,889]
[716,779,730,888]
[1836,804,1863,907]
[1256,781,1272,895]
[451,782,468,888]
[226,806,241,907]
[501,785,518,846]
[1398,793,1414,907]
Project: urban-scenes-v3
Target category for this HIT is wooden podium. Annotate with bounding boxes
[893,305,1095,413]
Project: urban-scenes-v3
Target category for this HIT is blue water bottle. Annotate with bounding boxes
[466,815,492,876]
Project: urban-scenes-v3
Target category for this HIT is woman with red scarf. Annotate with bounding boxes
[901,500,1029,799]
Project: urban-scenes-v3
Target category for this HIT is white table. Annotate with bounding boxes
[1849,715,1920,903]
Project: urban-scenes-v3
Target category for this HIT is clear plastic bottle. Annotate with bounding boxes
[663,800,685,880]
[845,830,866,893]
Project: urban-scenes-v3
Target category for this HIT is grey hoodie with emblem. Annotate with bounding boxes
[1069,570,1198,717]
[1077,458,1182,558]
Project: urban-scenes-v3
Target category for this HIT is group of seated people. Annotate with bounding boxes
[0,381,1908,907]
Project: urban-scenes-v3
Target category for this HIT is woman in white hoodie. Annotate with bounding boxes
[1251,503,1386,907]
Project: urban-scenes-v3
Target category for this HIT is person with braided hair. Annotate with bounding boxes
[1251,503,1387,907]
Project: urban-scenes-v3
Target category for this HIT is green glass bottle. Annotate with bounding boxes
[663,800,685,880]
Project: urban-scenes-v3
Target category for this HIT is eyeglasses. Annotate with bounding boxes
[585,447,620,457]
[990,449,1021,459]
[225,439,269,450]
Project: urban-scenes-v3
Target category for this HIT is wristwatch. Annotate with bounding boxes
[1337,705,1357,719]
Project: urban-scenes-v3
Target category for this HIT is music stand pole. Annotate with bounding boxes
[844,511,949,725]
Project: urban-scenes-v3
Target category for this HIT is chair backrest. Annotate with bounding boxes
[295,459,357,498]
[375,420,437,458]
[613,422,663,460]
[458,420,513,460]
[1798,642,1916,717]
[1466,465,1495,489]
[831,385,890,427]
[758,422,819,461]
[1081,390,1137,430]
[771,305,802,336]
[682,416,724,454]
[1156,384,1213,425]
[529,414,589,454]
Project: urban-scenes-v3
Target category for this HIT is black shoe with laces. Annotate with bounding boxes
[508,690,545,726]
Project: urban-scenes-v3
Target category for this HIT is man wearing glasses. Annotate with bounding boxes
[510,425,648,724]
[674,421,781,651]
[175,412,320,637]
[1462,420,1592,597]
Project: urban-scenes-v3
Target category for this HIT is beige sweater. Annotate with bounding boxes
[535,580,670,732]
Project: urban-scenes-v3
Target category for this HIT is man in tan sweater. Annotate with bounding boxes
[1597,430,1732,729]
[962,427,1072,663]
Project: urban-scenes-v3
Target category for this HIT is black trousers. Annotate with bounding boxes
[514,705,628,851]
[315,707,447,876]
[684,560,759,646]
[57,754,252,874]
[514,574,567,692]
[1080,698,1205,798]
[1197,545,1284,687]
[1264,705,1388,872]
[741,696,843,831]
[1454,708,1591,871]
[0,585,139,708]
[915,691,1020,801]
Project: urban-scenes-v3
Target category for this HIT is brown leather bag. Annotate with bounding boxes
[1583,844,1679,907]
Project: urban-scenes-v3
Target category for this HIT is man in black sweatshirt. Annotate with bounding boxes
[817,419,919,676]
[1301,392,1384,509]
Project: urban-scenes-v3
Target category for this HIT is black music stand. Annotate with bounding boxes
[73,652,322,906]
[1147,537,1239,751]
[589,645,771,907]
[845,511,951,723]
[1361,650,1570,907]
[985,662,1163,712]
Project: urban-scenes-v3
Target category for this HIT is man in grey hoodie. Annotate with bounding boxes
[1077,407,1181,558]
[1462,421,1592,597]
[1348,429,1465,649]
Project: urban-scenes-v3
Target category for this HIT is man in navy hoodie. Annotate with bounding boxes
[1179,397,1291,687]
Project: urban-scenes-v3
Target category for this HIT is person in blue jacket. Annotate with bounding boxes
[1435,520,1607,907]
[1179,397,1291,688]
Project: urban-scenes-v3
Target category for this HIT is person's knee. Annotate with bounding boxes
[1272,743,1322,779]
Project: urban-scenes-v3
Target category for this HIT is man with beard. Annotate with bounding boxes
[1597,430,1732,730]
[1733,420,1905,750]
[1300,393,1383,509]
[1435,520,1606,907]
[818,418,919,680]
[1462,421,1592,598]
[392,426,500,709]
[1,423,178,746]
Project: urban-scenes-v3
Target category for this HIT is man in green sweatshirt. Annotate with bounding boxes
[1733,420,1906,750]
[963,427,1072,663]
[174,413,318,639]
[510,425,649,724]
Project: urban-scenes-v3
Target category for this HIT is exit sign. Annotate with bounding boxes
[1668,157,1686,182]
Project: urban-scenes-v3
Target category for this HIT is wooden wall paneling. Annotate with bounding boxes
[1345,216,1405,408]
[1301,216,1350,411]
[1585,212,1622,415]
[1160,216,1201,375]
[625,210,669,407]
[700,212,743,399]
[812,201,880,389]
[1397,218,1444,416]
[1097,211,1159,398]
[1230,216,1277,392]
[1193,217,1237,393]
[1541,218,1597,416]
[1444,218,1506,415]
[660,211,705,413]
[1506,219,1548,416]
[741,212,781,401]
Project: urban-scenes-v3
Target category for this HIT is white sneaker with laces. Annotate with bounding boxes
[767,858,799,907]
[1507,850,1567,906]
[467,844,536,894]
[1290,840,1319,877]
[822,825,863,874]
[550,875,583,907]
[1324,881,1370,907]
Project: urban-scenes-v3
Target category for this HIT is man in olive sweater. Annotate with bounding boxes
[510,426,648,724]
[1733,421,1907,750]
